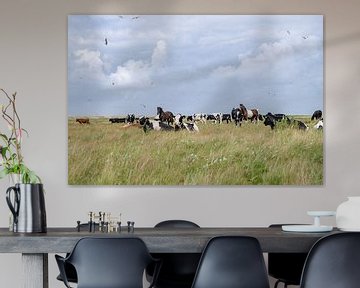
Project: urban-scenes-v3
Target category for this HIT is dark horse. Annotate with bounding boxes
[239,104,260,123]
[157,107,175,125]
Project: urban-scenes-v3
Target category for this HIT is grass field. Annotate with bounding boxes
[68,117,323,185]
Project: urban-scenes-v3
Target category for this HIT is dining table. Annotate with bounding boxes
[0,226,340,288]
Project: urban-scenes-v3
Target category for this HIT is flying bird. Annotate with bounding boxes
[105,38,108,45]
[287,30,291,35]
[132,16,139,20]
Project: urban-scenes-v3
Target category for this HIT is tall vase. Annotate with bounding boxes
[6,183,47,233]
[336,197,360,231]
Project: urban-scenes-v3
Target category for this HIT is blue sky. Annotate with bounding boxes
[68,15,323,117]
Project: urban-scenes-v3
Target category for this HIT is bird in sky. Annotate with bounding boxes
[132,16,139,20]
[105,38,108,45]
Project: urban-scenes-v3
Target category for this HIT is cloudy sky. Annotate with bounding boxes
[68,15,323,117]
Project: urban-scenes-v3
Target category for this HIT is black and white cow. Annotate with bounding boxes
[231,108,243,126]
[314,119,323,130]
[297,120,309,130]
[221,114,232,123]
[287,118,309,130]
[263,114,277,130]
[207,113,222,123]
[127,114,135,123]
[139,116,174,133]
[174,115,199,132]
[264,113,308,130]
[311,110,322,121]
[265,113,287,122]
[109,117,126,123]
[263,113,287,130]
[193,113,207,124]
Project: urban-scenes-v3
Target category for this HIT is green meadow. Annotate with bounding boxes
[68,117,323,185]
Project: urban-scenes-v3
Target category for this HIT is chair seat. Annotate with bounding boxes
[150,253,200,288]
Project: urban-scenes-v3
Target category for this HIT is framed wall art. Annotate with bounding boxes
[68,15,323,185]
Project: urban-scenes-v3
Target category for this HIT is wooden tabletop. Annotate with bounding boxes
[0,227,340,253]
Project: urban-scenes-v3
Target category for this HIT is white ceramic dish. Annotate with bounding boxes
[282,225,333,233]
[338,227,360,232]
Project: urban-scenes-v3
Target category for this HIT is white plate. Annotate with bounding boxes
[282,225,333,232]
[307,211,336,217]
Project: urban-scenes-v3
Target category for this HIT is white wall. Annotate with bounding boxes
[0,0,360,287]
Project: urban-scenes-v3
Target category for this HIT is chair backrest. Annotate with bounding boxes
[191,236,270,288]
[66,237,154,288]
[300,232,360,288]
[150,220,201,287]
[268,224,308,285]
[155,219,200,228]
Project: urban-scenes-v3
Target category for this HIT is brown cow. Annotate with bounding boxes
[76,118,90,124]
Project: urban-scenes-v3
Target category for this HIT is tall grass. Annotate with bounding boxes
[68,117,323,185]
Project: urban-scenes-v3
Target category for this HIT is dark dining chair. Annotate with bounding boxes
[191,236,270,288]
[268,224,308,288]
[147,220,201,288]
[300,232,360,288]
[55,237,160,288]
[56,223,99,284]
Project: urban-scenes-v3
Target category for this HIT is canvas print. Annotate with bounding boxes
[68,15,323,185]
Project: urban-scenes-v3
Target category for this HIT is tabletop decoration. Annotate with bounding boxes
[0,88,46,233]
[0,89,40,183]
[336,197,360,231]
[282,211,335,232]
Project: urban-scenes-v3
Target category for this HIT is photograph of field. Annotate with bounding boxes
[68,15,323,185]
[68,117,322,185]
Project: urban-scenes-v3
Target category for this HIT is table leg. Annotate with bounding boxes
[22,253,48,288]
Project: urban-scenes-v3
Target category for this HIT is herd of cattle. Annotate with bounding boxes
[75,104,323,133]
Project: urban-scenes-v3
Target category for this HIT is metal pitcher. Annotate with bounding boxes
[6,183,47,233]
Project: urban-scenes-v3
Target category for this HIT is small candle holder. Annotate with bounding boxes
[307,211,336,227]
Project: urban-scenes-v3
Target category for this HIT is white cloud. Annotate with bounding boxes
[74,49,103,69]
[72,49,106,82]
[109,60,152,88]
[212,34,321,80]
[109,40,167,88]
[71,40,169,89]
[151,40,167,68]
